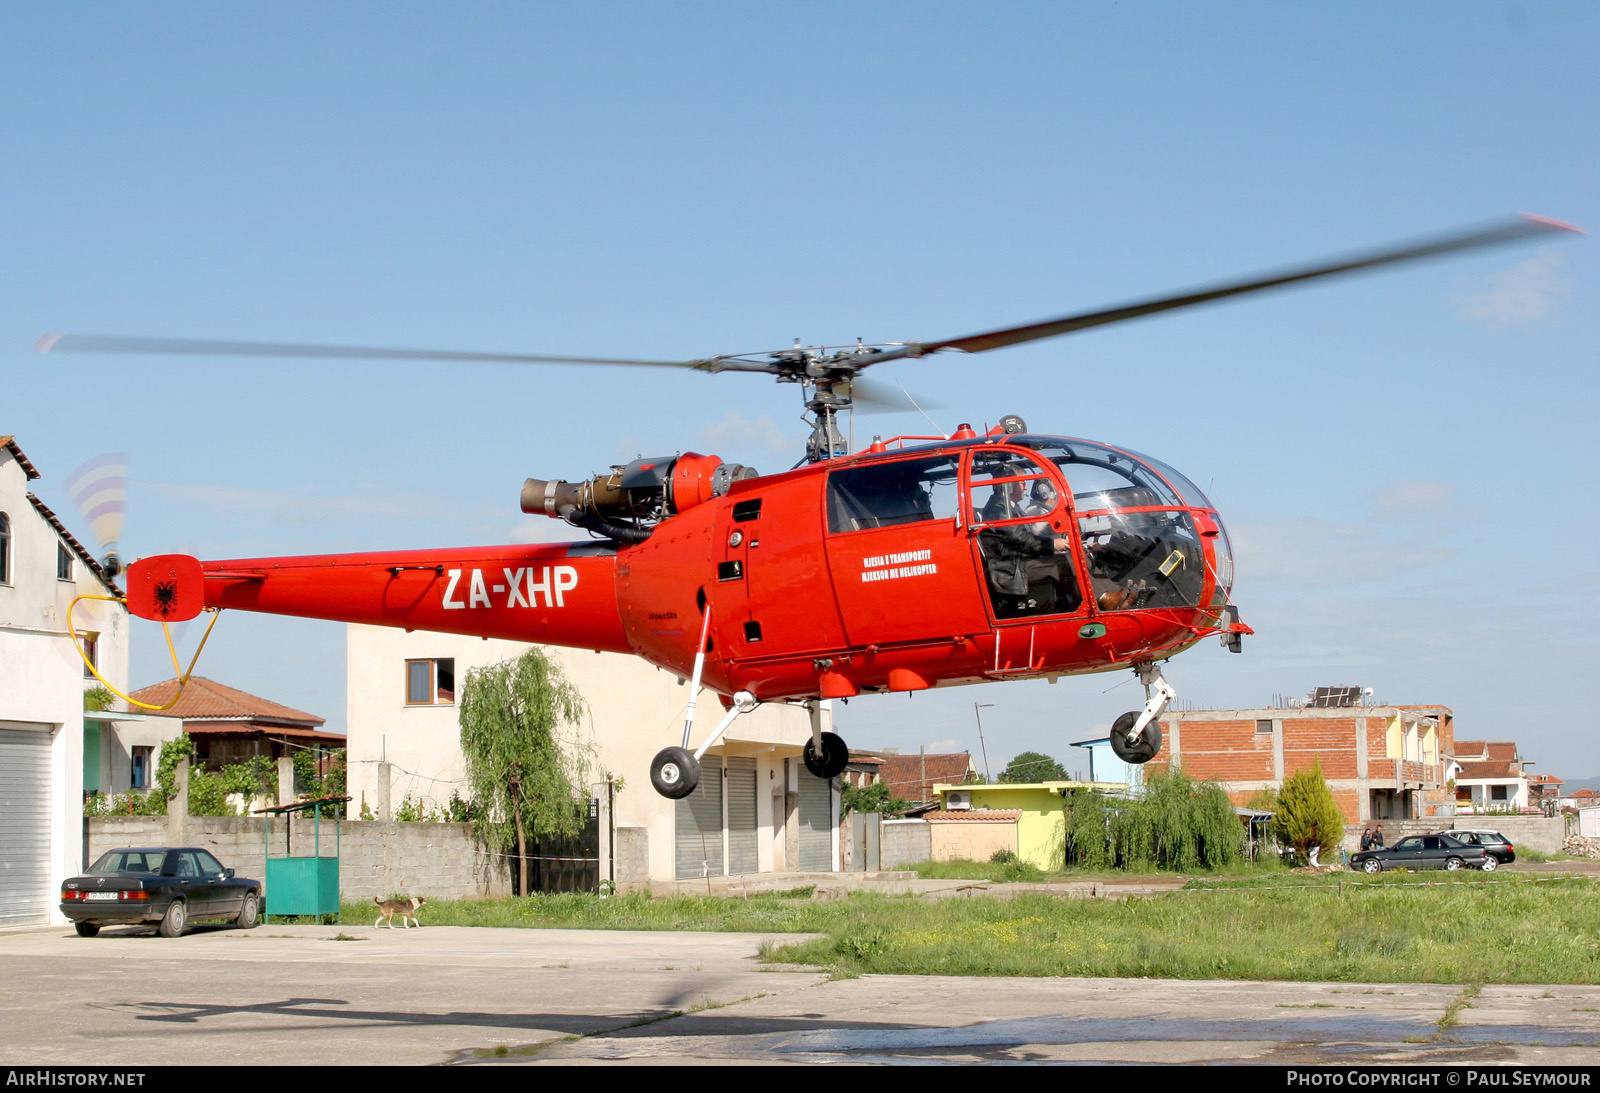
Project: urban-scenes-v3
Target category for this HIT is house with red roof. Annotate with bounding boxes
[876,751,978,808]
[1453,740,1535,813]
[128,676,345,771]
[1561,787,1600,811]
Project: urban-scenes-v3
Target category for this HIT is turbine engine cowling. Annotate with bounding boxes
[521,452,756,528]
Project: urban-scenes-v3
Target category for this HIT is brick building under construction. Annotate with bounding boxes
[1150,693,1456,827]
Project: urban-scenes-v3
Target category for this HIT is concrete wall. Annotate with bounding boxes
[615,827,649,891]
[88,815,513,904]
[881,819,931,869]
[930,820,1016,862]
[1343,815,1566,855]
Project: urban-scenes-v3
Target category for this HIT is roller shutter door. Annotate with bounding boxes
[674,762,724,879]
[797,768,834,872]
[726,756,758,875]
[0,726,52,928]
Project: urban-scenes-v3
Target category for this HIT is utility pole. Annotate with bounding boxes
[973,703,994,783]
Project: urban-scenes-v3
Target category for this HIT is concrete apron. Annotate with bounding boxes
[4,923,1597,1066]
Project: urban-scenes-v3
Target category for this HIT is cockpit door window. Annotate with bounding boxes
[968,450,1084,620]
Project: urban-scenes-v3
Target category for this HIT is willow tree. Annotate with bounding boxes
[459,649,588,895]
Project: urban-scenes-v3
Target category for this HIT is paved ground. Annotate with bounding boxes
[4,922,1598,1066]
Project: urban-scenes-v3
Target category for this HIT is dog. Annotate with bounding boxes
[373,895,427,929]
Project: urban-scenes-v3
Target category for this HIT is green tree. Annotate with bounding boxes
[459,649,590,896]
[998,750,1069,783]
[841,780,910,817]
[1272,762,1345,863]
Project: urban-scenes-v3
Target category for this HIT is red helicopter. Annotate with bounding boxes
[40,215,1579,799]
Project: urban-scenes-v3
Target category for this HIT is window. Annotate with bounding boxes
[406,658,455,705]
[82,632,99,679]
[826,455,960,533]
[57,542,72,580]
[131,746,152,790]
[0,512,9,583]
[1256,719,1273,735]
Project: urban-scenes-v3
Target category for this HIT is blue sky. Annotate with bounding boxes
[6,3,1597,779]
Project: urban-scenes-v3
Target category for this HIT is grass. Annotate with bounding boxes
[314,873,1600,985]
[767,881,1600,983]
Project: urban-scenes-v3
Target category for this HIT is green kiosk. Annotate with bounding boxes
[254,796,352,922]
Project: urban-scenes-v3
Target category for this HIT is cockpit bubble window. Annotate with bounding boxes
[1080,508,1206,611]
[1016,439,1181,510]
[1121,448,1215,509]
[827,454,961,534]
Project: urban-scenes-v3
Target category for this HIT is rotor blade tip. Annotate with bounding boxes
[34,333,63,353]
[1520,213,1586,236]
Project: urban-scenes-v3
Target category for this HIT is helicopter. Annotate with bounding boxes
[39,214,1579,800]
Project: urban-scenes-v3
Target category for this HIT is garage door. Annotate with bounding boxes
[726,757,758,876]
[0,725,53,928]
[797,767,834,872]
[674,762,724,880]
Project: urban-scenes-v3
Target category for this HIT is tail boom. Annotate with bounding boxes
[127,545,629,653]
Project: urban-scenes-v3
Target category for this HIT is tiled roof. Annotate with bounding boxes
[1486,742,1519,761]
[1457,760,1522,780]
[0,436,41,480]
[878,753,975,801]
[924,809,1022,822]
[128,677,325,726]
[1568,788,1600,800]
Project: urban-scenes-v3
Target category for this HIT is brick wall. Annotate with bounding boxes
[1160,718,1274,781]
[1284,717,1359,778]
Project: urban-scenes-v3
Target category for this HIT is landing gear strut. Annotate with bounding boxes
[1109,662,1174,765]
[802,699,849,779]
[650,687,761,800]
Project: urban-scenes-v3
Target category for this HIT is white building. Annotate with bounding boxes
[345,624,840,884]
[1452,740,1532,813]
[1,436,143,927]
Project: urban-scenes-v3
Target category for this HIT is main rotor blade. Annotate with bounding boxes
[908,214,1582,357]
[32,333,769,373]
[843,376,945,416]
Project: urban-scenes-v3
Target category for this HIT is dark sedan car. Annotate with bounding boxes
[1349,833,1489,874]
[1445,829,1516,870]
[60,847,261,937]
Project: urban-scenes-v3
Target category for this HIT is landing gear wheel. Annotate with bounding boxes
[158,899,187,938]
[1362,858,1382,874]
[804,731,849,779]
[1481,856,1499,872]
[236,891,259,929]
[651,747,701,799]
[1109,711,1162,764]
[74,922,99,938]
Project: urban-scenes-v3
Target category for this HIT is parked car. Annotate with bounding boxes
[1444,829,1516,870]
[60,847,261,937]
[1349,833,1488,874]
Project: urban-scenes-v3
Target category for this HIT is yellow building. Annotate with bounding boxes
[932,780,1129,871]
